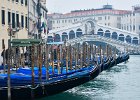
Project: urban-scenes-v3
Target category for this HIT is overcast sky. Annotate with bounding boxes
[46,0,140,14]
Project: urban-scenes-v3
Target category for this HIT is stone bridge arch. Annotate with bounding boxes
[126,35,132,43]
[105,30,111,38]
[112,32,118,39]
[62,32,68,41]
[82,18,96,34]
[118,34,125,41]
[54,34,61,42]
[132,37,138,44]
[97,28,104,36]
[76,28,83,37]
[69,30,75,39]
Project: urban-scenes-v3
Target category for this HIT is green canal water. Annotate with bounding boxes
[37,55,140,100]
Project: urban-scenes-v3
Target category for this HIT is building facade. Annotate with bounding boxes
[0,0,48,53]
[48,5,130,30]
[48,5,140,36]
[28,0,48,39]
[0,0,28,52]
[121,5,140,35]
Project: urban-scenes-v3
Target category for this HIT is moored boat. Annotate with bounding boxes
[0,53,129,100]
[0,65,98,100]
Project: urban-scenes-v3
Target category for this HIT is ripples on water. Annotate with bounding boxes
[38,55,140,100]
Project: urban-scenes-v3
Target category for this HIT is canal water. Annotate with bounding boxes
[37,55,140,100]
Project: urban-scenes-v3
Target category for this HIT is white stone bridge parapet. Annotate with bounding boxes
[66,35,140,52]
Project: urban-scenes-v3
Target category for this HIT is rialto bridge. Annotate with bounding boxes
[47,18,140,52]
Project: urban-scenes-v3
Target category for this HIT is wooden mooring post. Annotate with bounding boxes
[22,47,25,67]
[51,45,54,75]
[75,47,78,70]
[17,46,20,70]
[82,42,86,67]
[57,45,61,74]
[106,45,109,58]
[66,46,69,73]
[45,44,49,80]
[80,49,83,69]
[31,44,35,100]
[2,39,6,73]
[114,47,117,65]
[69,45,72,70]
[94,45,97,64]
[38,44,42,83]
[7,47,11,100]
[88,45,91,65]
[99,45,102,64]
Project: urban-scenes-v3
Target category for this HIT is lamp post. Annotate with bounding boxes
[8,23,13,47]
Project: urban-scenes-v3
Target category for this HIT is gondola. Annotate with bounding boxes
[0,53,129,100]
[0,65,98,100]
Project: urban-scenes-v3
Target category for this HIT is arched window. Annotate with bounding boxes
[112,32,118,39]
[47,36,53,42]
[132,37,138,44]
[118,34,124,41]
[104,30,111,38]
[126,35,131,43]
[97,28,103,36]
[62,32,68,41]
[54,34,61,42]
[69,30,75,39]
[76,28,82,37]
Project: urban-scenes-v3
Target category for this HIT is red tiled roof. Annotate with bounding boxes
[48,9,131,18]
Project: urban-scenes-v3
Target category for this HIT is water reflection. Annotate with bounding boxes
[107,64,128,73]
[37,76,116,100]
[37,92,83,100]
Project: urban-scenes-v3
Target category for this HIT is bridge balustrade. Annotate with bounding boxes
[66,35,140,51]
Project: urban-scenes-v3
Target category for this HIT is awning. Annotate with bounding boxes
[47,42,64,45]
[11,39,42,47]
